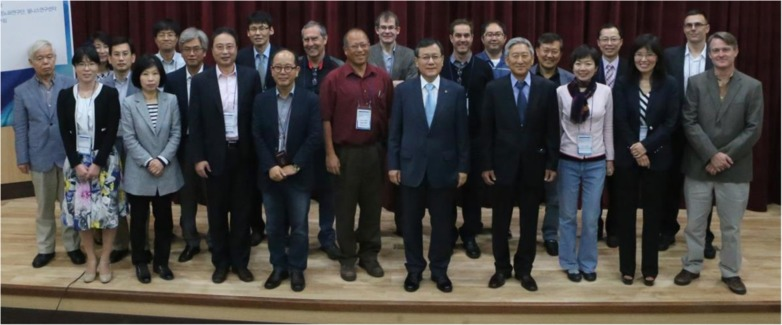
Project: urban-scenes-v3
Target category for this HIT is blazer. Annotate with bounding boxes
[188,65,261,176]
[101,73,140,98]
[530,64,575,86]
[251,88,323,192]
[612,75,680,171]
[663,45,713,102]
[388,77,469,188]
[682,69,764,183]
[163,65,212,158]
[120,91,184,196]
[480,74,560,187]
[13,74,76,172]
[236,44,279,90]
[57,84,120,168]
[368,43,418,81]
[596,58,629,88]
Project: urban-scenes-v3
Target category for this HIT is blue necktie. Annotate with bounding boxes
[516,80,528,126]
[425,83,435,127]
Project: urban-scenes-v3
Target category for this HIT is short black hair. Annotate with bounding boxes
[110,36,135,55]
[131,54,167,89]
[536,32,564,49]
[88,31,111,48]
[626,34,667,84]
[685,9,708,23]
[414,38,444,57]
[152,18,181,37]
[569,44,600,67]
[248,10,273,27]
[71,46,100,66]
[597,23,623,39]
[212,27,238,46]
[480,20,506,36]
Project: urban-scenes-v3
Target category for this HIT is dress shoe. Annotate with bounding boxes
[518,274,538,292]
[250,231,266,247]
[178,246,201,263]
[67,250,86,265]
[32,253,55,268]
[463,238,481,259]
[264,269,289,289]
[135,264,151,284]
[340,264,357,282]
[566,271,582,282]
[581,271,597,282]
[290,270,305,292]
[83,271,97,283]
[643,275,656,287]
[98,264,112,284]
[320,245,342,260]
[404,272,423,292]
[658,235,675,251]
[543,240,559,257]
[233,267,255,282]
[704,242,717,259]
[606,236,619,248]
[431,275,453,293]
[673,269,700,286]
[358,260,385,277]
[622,274,634,285]
[109,249,130,263]
[721,276,747,295]
[212,267,229,284]
[153,264,175,280]
[488,271,511,289]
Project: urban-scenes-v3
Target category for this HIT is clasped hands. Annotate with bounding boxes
[269,165,299,182]
[630,142,650,168]
[706,152,733,175]
[75,163,101,183]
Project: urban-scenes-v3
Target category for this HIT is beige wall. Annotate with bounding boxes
[2,127,31,184]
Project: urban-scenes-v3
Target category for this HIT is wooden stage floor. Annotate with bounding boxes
[1,197,779,323]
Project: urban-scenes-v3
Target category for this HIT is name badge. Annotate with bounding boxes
[224,112,238,137]
[639,126,648,141]
[577,134,592,156]
[77,135,91,154]
[356,107,372,131]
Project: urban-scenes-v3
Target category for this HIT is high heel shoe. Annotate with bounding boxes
[98,262,113,284]
[643,275,656,286]
[621,274,634,285]
[84,258,98,283]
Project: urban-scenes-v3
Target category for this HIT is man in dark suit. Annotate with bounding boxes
[481,37,559,292]
[188,27,262,284]
[388,38,469,293]
[661,9,716,257]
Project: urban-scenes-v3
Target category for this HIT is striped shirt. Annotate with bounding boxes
[147,103,159,129]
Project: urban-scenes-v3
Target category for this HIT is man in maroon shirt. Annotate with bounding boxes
[320,28,394,282]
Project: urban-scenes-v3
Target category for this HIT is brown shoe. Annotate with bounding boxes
[721,276,747,295]
[673,269,700,286]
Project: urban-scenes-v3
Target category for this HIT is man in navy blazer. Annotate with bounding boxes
[481,37,559,292]
[388,38,469,293]
[188,27,262,284]
[236,10,279,92]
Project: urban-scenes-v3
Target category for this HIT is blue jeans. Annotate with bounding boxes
[263,184,311,271]
[558,159,606,274]
[542,180,559,241]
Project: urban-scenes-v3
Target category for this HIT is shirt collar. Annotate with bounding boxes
[34,73,56,85]
[340,63,377,79]
[254,45,271,59]
[186,64,205,79]
[420,75,441,89]
[114,71,130,83]
[602,56,619,69]
[276,85,295,98]
[509,72,531,88]
[685,44,707,59]
[308,58,324,70]
[450,53,472,65]
[216,65,237,78]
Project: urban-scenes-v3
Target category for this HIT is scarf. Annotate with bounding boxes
[566,78,597,124]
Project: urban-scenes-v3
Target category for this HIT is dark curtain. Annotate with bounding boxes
[70,1,779,212]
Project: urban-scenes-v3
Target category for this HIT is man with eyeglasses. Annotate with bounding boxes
[476,20,511,79]
[320,28,393,282]
[442,18,493,260]
[662,9,716,258]
[153,18,185,73]
[369,11,417,87]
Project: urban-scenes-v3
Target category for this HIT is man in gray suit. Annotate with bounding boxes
[369,10,417,87]
[14,40,84,268]
[673,32,763,295]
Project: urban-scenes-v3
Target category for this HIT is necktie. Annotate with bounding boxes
[605,64,615,88]
[425,83,435,127]
[257,53,267,89]
[515,80,528,126]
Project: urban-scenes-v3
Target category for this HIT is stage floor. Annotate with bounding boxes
[1,197,779,323]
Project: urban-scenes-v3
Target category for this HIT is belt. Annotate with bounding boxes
[226,140,240,148]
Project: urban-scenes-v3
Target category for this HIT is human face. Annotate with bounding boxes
[415,44,443,82]
[480,23,506,53]
[708,38,738,70]
[139,66,161,92]
[271,51,299,89]
[572,56,597,83]
[597,27,623,59]
[302,26,327,60]
[93,40,109,64]
[536,41,562,70]
[504,42,534,79]
[30,46,56,78]
[683,14,710,44]
[180,38,206,68]
[375,17,399,45]
[109,43,135,72]
[247,23,274,48]
[75,57,98,83]
[633,47,658,76]
[343,31,370,67]
[155,29,178,52]
[212,33,238,68]
[449,24,473,56]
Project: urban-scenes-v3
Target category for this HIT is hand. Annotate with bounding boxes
[606,160,615,176]
[635,155,651,168]
[388,170,401,185]
[269,165,286,182]
[86,164,101,181]
[457,173,467,188]
[710,152,733,171]
[74,164,90,182]
[195,161,211,178]
[544,169,557,182]
[630,142,647,158]
[281,165,299,176]
[147,159,164,177]
[481,170,496,186]
[705,163,719,175]
[326,153,341,175]
[17,164,30,174]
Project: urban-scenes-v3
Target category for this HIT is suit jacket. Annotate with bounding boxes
[368,43,418,81]
[388,77,469,188]
[252,87,323,192]
[596,58,629,88]
[442,56,494,138]
[120,91,184,196]
[612,75,680,171]
[682,69,763,183]
[57,84,120,168]
[163,65,211,158]
[187,65,262,176]
[236,44,279,90]
[480,74,559,187]
[530,64,575,86]
[13,74,76,172]
[101,73,140,98]
[663,45,713,102]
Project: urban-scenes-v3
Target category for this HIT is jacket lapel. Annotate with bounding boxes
[716,73,742,123]
[133,94,156,135]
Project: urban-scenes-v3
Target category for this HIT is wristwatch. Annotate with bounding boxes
[292,164,300,172]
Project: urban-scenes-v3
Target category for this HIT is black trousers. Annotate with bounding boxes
[401,181,456,278]
[455,139,486,242]
[597,175,619,238]
[127,193,173,267]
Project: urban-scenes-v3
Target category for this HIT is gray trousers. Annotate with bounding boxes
[33,168,80,253]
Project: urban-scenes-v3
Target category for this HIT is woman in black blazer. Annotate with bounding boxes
[612,34,679,286]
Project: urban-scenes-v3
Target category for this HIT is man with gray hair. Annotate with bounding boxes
[14,40,84,268]
[481,37,559,292]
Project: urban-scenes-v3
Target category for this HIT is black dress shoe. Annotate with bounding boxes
[264,269,289,289]
[153,264,174,280]
[32,253,55,268]
[250,231,266,247]
[109,249,129,263]
[431,275,453,293]
[178,246,201,263]
[290,270,305,292]
[320,245,342,260]
[67,249,86,265]
[518,274,538,292]
[135,264,151,284]
[543,240,559,257]
[566,271,582,282]
[212,267,229,284]
[233,267,255,282]
[581,271,597,282]
[404,272,423,292]
[358,260,384,277]
[488,271,511,289]
[721,276,747,295]
[606,236,619,248]
[704,242,717,259]
[673,269,700,286]
[658,235,675,251]
[463,238,481,259]
[622,274,634,285]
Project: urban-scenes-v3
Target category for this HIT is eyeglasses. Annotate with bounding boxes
[182,46,204,54]
[377,25,397,31]
[271,65,297,73]
[348,43,369,50]
[684,22,707,29]
[418,55,442,62]
[249,25,271,33]
[598,37,621,44]
[76,61,97,68]
[484,32,504,39]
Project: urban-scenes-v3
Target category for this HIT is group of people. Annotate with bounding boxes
[14,9,762,295]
